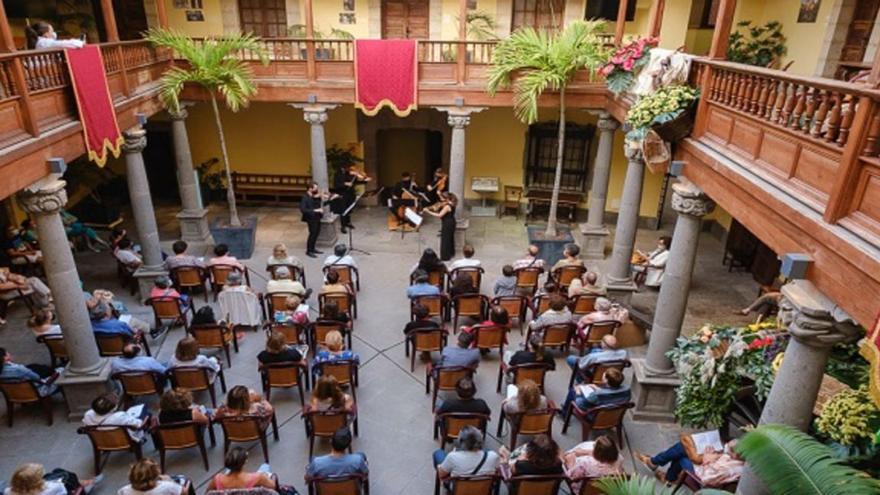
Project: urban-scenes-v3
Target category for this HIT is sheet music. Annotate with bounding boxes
[506,384,518,400]
[404,208,423,227]
[126,404,145,418]
[691,430,723,453]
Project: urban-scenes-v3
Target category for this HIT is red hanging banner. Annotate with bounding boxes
[354,39,418,117]
[65,45,123,167]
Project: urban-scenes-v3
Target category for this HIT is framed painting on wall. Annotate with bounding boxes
[797,0,821,23]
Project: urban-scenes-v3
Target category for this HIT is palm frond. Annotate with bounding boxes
[736,424,880,495]
[592,474,676,495]
[157,66,195,113]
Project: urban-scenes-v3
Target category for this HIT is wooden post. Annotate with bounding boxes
[868,40,880,87]
[457,0,467,84]
[824,97,874,222]
[0,0,16,52]
[10,59,38,136]
[614,0,629,45]
[708,0,737,60]
[648,0,666,38]
[305,0,316,83]
[156,0,169,28]
[100,0,120,42]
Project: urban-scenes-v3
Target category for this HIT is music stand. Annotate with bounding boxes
[344,192,371,256]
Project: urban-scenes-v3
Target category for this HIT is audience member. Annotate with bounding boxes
[411,248,446,276]
[323,244,358,272]
[462,305,509,341]
[309,375,354,412]
[449,244,481,270]
[506,333,555,369]
[737,291,783,319]
[110,343,166,376]
[551,243,584,272]
[438,332,480,369]
[117,459,185,495]
[448,273,477,298]
[493,265,517,297]
[567,335,627,383]
[167,336,221,383]
[206,447,277,491]
[318,301,350,328]
[85,289,151,334]
[534,281,558,298]
[89,302,140,340]
[60,210,109,252]
[435,377,490,416]
[6,463,100,495]
[433,425,500,480]
[266,266,307,298]
[512,245,544,270]
[306,427,368,479]
[407,270,441,299]
[500,434,564,476]
[114,238,143,270]
[208,244,244,271]
[0,267,52,312]
[528,294,573,332]
[632,236,671,288]
[562,368,631,415]
[501,379,548,415]
[564,435,624,491]
[0,347,58,396]
[320,270,351,296]
[267,243,303,272]
[82,394,147,442]
[27,310,60,337]
[148,276,190,310]
[258,331,306,365]
[157,389,210,426]
[636,437,744,487]
[214,386,274,425]
[576,298,628,339]
[163,241,204,271]
[273,295,309,326]
[568,271,606,298]
[313,331,359,379]
[4,226,41,266]
[219,272,262,328]
[18,220,38,246]
[403,304,441,336]
[108,228,129,252]
[221,272,252,293]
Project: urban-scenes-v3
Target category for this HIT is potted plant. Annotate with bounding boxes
[195,157,225,203]
[288,25,354,60]
[601,36,658,95]
[326,144,363,186]
[727,20,787,68]
[488,20,609,243]
[146,28,268,258]
[626,84,699,142]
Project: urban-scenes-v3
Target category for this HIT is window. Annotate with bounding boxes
[688,0,721,29]
[585,0,637,22]
[238,0,287,38]
[512,0,566,32]
[523,123,594,191]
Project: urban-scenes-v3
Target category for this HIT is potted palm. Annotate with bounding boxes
[146,29,268,258]
[488,20,609,263]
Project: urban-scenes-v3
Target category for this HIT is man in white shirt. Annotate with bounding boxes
[82,393,147,441]
[567,334,628,382]
[449,244,481,271]
[632,236,671,288]
[323,243,358,269]
[266,266,308,298]
[114,238,142,270]
[513,245,544,270]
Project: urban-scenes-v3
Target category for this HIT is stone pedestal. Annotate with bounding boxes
[630,358,681,422]
[579,113,618,259]
[580,224,610,260]
[176,208,212,246]
[317,213,339,248]
[57,360,114,419]
[604,279,639,306]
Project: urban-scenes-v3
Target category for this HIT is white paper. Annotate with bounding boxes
[691,430,723,453]
[506,384,518,400]
[404,208,423,227]
[119,314,132,324]
[126,404,144,418]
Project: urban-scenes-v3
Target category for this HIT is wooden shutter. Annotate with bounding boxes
[239,0,287,38]
[512,0,565,32]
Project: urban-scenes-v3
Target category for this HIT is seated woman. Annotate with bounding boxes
[309,375,354,413]
[501,379,548,416]
[157,389,210,426]
[528,294,573,333]
[312,330,360,379]
[167,336,221,383]
[27,309,61,337]
[631,236,671,288]
[6,463,100,495]
[82,394,148,442]
[636,436,744,487]
[499,434,564,476]
[506,333,556,369]
[214,386,274,426]
[576,297,629,339]
[0,268,52,317]
[564,435,624,491]
[114,238,143,271]
[433,425,500,482]
[448,273,477,299]
[462,305,509,335]
[410,248,447,276]
[273,294,309,326]
[266,243,302,271]
[319,300,351,329]
[4,226,41,266]
[206,447,277,492]
[0,347,58,397]
[117,459,185,495]
[149,276,190,310]
[320,270,351,296]
[258,331,307,365]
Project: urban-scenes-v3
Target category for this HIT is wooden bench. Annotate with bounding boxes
[524,188,583,223]
[231,172,311,204]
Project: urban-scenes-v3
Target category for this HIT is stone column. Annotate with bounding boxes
[169,105,211,244]
[290,103,340,247]
[605,142,645,304]
[580,113,619,259]
[123,128,168,298]
[631,180,715,422]
[436,106,486,229]
[737,280,860,495]
[18,178,111,418]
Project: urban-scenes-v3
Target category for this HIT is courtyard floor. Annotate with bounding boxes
[0,203,764,494]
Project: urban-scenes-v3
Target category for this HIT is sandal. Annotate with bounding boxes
[634,451,657,471]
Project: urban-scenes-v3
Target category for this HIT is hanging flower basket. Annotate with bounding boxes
[625,85,700,143]
[651,100,697,142]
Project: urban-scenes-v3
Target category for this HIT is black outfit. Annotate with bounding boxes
[257,348,303,364]
[390,179,422,224]
[300,193,323,254]
[513,460,565,476]
[404,319,440,336]
[331,169,364,229]
[425,175,448,205]
[159,408,194,424]
[508,351,556,370]
[439,205,456,261]
[318,315,350,327]
[436,397,491,416]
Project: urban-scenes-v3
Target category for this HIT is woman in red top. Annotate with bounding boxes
[207,447,276,491]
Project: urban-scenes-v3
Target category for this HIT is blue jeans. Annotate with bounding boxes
[562,389,594,414]
[651,442,695,483]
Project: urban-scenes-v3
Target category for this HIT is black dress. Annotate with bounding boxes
[440,205,456,261]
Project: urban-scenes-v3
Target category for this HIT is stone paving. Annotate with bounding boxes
[0,203,764,494]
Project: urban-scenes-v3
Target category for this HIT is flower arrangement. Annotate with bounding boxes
[625,84,699,141]
[816,386,880,449]
[667,324,780,428]
[601,36,658,95]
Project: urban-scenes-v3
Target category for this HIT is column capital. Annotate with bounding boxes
[435,106,487,128]
[122,128,147,153]
[671,180,715,217]
[779,280,861,348]
[290,103,340,125]
[623,141,644,162]
[597,113,620,131]
[168,101,196,121]
[18,178,68,216]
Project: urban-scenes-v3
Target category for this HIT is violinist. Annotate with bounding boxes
[425,168,448,205]
[300,182,335,258]
[423,193,457,261]
[331,163,371,234]
[390,172,426,226]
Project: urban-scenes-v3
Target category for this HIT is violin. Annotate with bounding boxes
[349,167,371,183]
[435,173,448,192]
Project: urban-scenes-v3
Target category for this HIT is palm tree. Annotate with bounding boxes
[145,28,268,227]
[487,20,609,237]
[593,474,729,494]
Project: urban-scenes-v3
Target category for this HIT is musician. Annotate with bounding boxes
[331,164,371,234]
[425,168,448,205]
[423,193,458,261]
[390,172,425,226]
[300,183,326,258]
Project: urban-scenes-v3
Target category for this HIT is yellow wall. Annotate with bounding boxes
[623,0,651,39]
[309,0,371,38]
[607,129,664,218]
[163,0,226,37]
[657,0,693,50]
[684,28,713,55]
[705,204,733,230]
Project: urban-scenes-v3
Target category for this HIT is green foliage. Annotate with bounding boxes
[727,20,787,68]
[826,342,870,388]
[816,386,880,447]
[625,85,699,141]
[326,144,363,184]
[463,10,498,41]
[592,475,729,494]
[736,424,880,495]
[287,25,355,39]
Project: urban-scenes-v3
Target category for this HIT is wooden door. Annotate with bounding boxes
[239,0,288,38]
[840,0,880,62]
[382,0,430,39]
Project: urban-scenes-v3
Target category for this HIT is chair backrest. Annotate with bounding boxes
[450,475,499,495]
[440,413,488,439]
[268,264,303,283]
[586,360,631,386]
[218,415,264,441]
[516,408,555,435]
[37,335,68,360]
[583,321,621,346]
[510,363,552,389]
[590,403,634,430]
[149,297,183,320]
[553,265,586,287]
[0,380,40,402]
[312,321,347,348]
[80,425,133,451]
[155,421,200,449]
[449,267,483,291]
[269,323,305,345]
[308,475,366,495]
[678,471,705,491]
[262,362,302,388]
[95,333,126,356]
[515,267,543,291]
[504,185,523,202]
[267,293,296,315]
[473,325,506,350]
[507,474,566,495]
[114,371,161,396]
[570,295,597,314]
[317,360,355,387]
[413,329,445,353]
[324,265,357,289]
[190,324,228,348]
[492,296,527,320]
[306,409,349,438]
[171,266,204,288]
[455,294,486,316]
[413,295,445,318]
[540,323,574,348]
[320,293,352,315]
[436,367,474,392]
[426,269,446,289]
[210,264,240,286]
[533,295,552,315]
[169,366,211,391]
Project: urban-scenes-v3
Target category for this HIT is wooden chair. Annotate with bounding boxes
[435,412,490,449]
[568,359,632,389]
[267,264,305,285]
[323,265,360,292]
[0,379,55,426]
[505,474,567,495]
[411,268,447,290]
[499,185,524,218]
[514,267,544,296]
[452,294,489,331]
[96,332,151,357]
[433,474,500,495]
[306,472,369,495]
[528,323,576,355]
[167,366,227,408]
[314,360,359,404]
[577,321,622,356]
[562,401,634,443]
[497,407,557,450]
[309,320,351,352]
[209,265,249,301]
[169,265,209,304]
[148,296,193,332]
[36,334,68,368]
[319,292,357,319]
[77,423,147,474]
[302,408,354,458]
[260,361,308,406]
[411,294,449,322]
[448,267,485,293]
[492,295,529,335]
[112,371,165,407]
[215,413,279,462]
[405,327,448,372]
[570,295,597,316]
[496,362,553,393]
[568,475,627,495]
[551,265,586,290]
[426,366,475,411]
[472,324,508,357]
[150,419,215,472]
[266,322,308,346]
[264,291,299,319]
[189,324,238,367]
[530,294,553,319]
[672,470,737,494]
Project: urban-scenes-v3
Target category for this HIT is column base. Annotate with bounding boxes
[176,208,213,245]
[630,358,680,423]
[605,277,638,305]
[579,223,609,260]
[57,359,114,420]
[134,265,169,303]
[455,218,470,230]
[317,215,339,248]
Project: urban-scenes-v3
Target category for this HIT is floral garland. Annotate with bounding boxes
[601,37,658,95]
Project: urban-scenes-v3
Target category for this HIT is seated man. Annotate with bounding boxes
[4,226,41,266]
[437,332,480,369]
[551,243,584,272]
[266,266,307,298]
[163,240,204,271]
[407,270,441,299]
[632,236,671,288]
[404,303,441,336]
[449,244,481,271]
[320,270,351,296]
[208,243,244,271]
[568,271,607,298]
[323,243,358,271]
[306,427,368,479]
[576,298,628,339]
[83,393,148,442]
[528,294,573,332]
[566,335,627,382]
[114,238,142,272]
[433,425,500,481]
[90,302,139,340]
[0,267,51,316]
[111,343,166,376]
[0,347,59,397]
[435,377,490,416]
[493,265,517,297]
[513,244,544,270]
[636,437,744,487]
[562,368,630,415]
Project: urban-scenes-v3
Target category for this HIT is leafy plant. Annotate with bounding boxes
[816,386,880,448]
[325,144,363,185]
[601,37,658,95]
[461,10,498,41]
[146,29,268,227]
[287,25,355,39]
[736,424,880,494]
[826,342,870,388]
[727,20,787,68]
[488,20,609,237]
[592,474,729,494]
[625,85,699,141]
